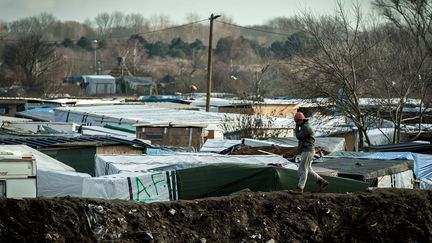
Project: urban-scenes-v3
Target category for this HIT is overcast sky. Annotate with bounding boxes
[0,0,374,25]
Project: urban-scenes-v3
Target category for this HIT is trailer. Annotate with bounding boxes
[0,151,37,198]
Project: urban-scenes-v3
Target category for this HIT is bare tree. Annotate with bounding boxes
[374,0,432,141]
[368,27,432,143]
[95,12,113,37]
[2,34,62,95]
[7,13,57,36]
[125,14,149,34]
[296,1,380,148]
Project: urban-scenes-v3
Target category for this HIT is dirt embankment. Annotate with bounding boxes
[0,189,431,242]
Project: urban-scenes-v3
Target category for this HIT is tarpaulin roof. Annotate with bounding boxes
[54,104,292,129]
[269,137,346,152]
[364,142,432,154]
[200,139,242,153]
[325,151,432,182]
[317,158,413,180]
[95,153,295,177]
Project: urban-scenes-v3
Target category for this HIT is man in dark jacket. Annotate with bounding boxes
[294,112,329,193]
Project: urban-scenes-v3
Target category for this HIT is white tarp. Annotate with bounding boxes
[95,153,293,176]
[82,171,177,202]
[242,138,294,148]
[377,170,414,189]
[200,139,241,153]
[37,170,91,197]
[268,137,346,152]
[5,122,77,134]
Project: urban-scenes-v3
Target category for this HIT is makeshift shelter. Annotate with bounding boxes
[317,158,414,188]
[38,170,91,197]
[0,145,92,197]
[177,163,368,199]
[95,153,294,177]
[81,75,116,96]
[82,163,368,202]
[82,171,177,202]
[324,151,432,189]
[53,105,294,141]
[0,135,149,176]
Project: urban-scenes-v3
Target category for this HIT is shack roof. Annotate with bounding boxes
[0,135,149,149]
[81,75,115,82]
[317,158,413,180]
[364,142,432,154]
[95,153,294,176]
[54,104,292,129]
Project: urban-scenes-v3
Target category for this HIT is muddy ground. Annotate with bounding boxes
[0,189,431,243]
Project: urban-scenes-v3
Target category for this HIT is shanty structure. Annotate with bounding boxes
[317,158,414,188]
[134,123,206,150]
[95,153,294,176]
[0,135,149,176]
[81,75,116,96]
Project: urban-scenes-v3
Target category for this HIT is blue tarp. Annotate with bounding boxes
[139,96,188,104]
[26,107,55,113]
[146,148,176,155]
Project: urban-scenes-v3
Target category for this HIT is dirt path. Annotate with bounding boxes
[0,189,431,242]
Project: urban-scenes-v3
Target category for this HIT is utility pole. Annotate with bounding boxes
[206,13,221,112]
[92,40,98,75]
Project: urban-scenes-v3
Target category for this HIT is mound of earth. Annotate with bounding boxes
[0,189,431,242]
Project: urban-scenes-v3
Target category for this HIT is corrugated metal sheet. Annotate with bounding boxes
[0,135,149,148]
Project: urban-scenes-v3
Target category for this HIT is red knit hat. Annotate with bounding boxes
[294,112,305,121]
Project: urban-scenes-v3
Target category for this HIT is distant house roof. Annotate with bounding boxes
[82,75,115,82]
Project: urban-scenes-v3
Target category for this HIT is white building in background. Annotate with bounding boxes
[81,75,116,96]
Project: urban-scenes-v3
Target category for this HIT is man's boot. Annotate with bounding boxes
[317,179,329,192]
[291,186,303,193]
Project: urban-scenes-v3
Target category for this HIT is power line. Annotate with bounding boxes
[134,19,208,36]
[215,20,290,37]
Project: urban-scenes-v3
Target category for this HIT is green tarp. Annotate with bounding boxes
[104,123,136,134]
[176,163,369,200]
